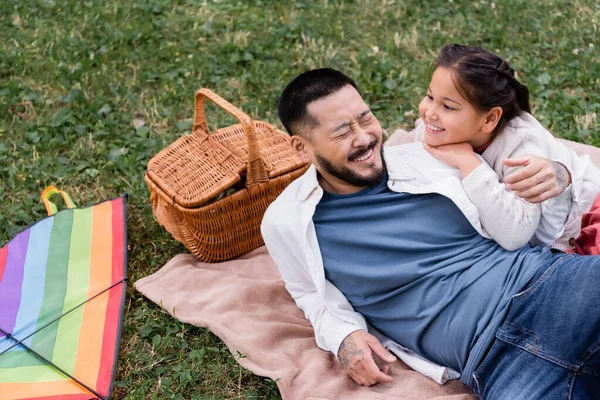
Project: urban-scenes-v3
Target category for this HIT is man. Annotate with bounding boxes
[261,68,600,399]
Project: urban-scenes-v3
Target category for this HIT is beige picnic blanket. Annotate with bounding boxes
[135,246,475,400]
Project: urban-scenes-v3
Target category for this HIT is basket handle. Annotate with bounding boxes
[193,88,268,188]
[41,186,77,216]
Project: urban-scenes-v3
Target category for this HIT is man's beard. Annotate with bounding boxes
[315,141,386,188]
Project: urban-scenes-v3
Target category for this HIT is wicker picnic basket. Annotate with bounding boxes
[145,88,309,262]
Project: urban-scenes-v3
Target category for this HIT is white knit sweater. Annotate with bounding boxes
[413,113,600,250]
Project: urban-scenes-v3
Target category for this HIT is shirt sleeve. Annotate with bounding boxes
[261,210,367,357]
[531,184,572,246]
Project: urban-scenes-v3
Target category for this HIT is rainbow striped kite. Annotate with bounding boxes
[0,188,127,400]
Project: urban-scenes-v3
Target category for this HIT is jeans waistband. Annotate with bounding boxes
[523,251,575,294]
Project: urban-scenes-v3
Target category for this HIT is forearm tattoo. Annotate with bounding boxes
[553,161,571,191]
[338,335,364,370]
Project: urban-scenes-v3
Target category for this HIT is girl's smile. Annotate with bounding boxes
[425,123,445,134]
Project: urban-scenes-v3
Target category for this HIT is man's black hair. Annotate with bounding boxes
[278,68,360,137]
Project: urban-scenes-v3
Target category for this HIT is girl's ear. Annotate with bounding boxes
[481,106,503,134]
[290,135,311,162]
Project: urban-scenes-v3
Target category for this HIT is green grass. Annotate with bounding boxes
[1,0,598,398]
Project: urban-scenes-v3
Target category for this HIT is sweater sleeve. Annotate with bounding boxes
[462,162,541,250]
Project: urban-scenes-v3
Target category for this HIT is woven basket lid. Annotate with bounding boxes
[213,121,306,177]
[146,121,305,208]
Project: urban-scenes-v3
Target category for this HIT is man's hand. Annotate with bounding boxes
[504,155,572,203]
[338,330,396,386]
[423,142,482,177]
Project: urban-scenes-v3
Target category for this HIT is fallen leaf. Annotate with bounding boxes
[133,118,146,129]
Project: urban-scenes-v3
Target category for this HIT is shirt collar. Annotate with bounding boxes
[297,164,322,202]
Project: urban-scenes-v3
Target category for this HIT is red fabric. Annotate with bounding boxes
[0,245,7,283]
[473,139,494,154]
[573,194,600,255]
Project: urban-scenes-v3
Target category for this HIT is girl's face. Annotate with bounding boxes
[418,67,494,148]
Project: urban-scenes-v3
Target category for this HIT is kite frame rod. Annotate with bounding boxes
[0,278,128,399]
[0,327,105,400]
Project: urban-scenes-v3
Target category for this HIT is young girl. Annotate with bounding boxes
[415,43,600,251]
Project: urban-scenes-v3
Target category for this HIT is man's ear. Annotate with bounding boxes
[481,106,503,134]
[290,135,312,162]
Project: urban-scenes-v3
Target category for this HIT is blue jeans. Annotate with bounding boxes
[471,254,600,399]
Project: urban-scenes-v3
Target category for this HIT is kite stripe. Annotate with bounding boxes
[0,380,90,399]
[12,218,52,348]
[0,348,45,368]
[53,207,93,374]
[25,394,94,400]
[0,336,13,354]
[97,286,122,396]
[0,244,7,283]
[112,197,126,281]
[0,229,30,336]
[0,364,66,383]
[32,210,73,360]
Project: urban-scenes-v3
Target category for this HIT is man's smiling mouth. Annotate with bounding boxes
[349,140,378,163]
[350,147,374,162]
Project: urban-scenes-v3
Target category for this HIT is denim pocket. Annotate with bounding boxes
[510,254,574,302]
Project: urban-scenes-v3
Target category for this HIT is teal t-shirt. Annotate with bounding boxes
[312,176,555,386]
